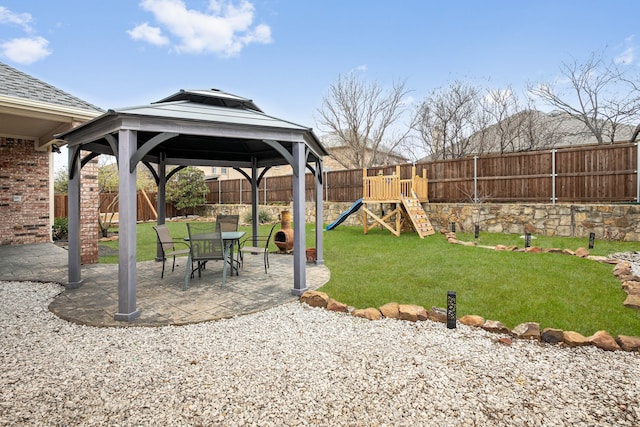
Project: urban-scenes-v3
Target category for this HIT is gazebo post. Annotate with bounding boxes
[66,147,83,288]
[251,158,259,245]
[114,129,141,321]
[155,152,167,261]
[315,159,324,265]
[291,141,307,295]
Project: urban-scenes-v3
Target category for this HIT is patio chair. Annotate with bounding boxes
[184,223,229,290]
[152,225,191,279]
[216,214,240,269]
[215,214,239,232]
[239,223,278,274]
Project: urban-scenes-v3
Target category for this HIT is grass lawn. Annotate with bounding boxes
[320,226,640,337]
[100,221,640,337]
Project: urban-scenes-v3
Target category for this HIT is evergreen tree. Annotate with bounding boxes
[166,167,209,216]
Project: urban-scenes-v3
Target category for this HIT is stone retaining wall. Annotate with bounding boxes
[424,202,640,241]
[197,201,640,242]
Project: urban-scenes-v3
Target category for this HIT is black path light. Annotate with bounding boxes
[589,232,596,249]
[474,224,480,239]
[451,222,456,233]
[524,232,531,248]
[447,291,456,329]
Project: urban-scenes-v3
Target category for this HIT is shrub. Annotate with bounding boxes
[52,217,68,241]
[243,209,273,224]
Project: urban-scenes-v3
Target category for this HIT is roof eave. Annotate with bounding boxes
[0,94,102,122]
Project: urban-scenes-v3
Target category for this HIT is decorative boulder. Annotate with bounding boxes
[623,294,640,309]
[574,247,590,258]
[379,302,400,319]
[353,308,382,321]
[482,320,510,334]
[512,322,541,340]
[541,328,564,344]
[459,315,485,327]
[588,331,621,351]
[562,331,590,347]
[398,304,428,322]
[327,298,348,313]
[543,248,564,254]
[300,290,330,308]
[622,281,640,294]
[428,307,447,323]
[616,335,640,352]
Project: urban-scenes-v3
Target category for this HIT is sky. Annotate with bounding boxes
[2,0,640,170]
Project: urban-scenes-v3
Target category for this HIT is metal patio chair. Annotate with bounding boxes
[152,224,190,279]
[239,223,278,274]
[184,223,229,290]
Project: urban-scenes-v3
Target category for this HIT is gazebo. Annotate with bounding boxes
[56,89,328,322]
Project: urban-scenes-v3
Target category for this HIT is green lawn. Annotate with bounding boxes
[320,226,640,337]
[100,221,640,336]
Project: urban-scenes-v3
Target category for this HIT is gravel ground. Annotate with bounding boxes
[1,280,639,426]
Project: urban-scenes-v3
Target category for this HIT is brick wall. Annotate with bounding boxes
[0,138,99,264]
[0,137,51,244]
[80,153,99,264]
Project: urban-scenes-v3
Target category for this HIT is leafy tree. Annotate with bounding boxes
[54,166,69,194]
[166,166,209,216]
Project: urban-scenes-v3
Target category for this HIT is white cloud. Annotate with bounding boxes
[0,36,51,64]
[127,22,169,46]
[354,64,368,72]
[130,0,272,56]
[615,47,635,65]
[0,6,33,32]
[614,35,636,65]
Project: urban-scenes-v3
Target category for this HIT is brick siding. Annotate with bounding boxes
[80,153,99,264]
[0,138,99,264]
[0,137,51,245]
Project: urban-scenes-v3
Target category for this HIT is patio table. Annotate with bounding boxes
[186,231,245,277]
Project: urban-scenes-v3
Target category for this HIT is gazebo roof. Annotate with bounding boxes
[57,88,327,168]
[58,88,326,321]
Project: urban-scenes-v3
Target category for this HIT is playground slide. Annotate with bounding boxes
[326,198,363,231]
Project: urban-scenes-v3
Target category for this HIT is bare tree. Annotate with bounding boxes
[316,73,412,169]
[412,81,482,159]
[479,87,524,154]
[529,52,640,144]
[476,91,561,153]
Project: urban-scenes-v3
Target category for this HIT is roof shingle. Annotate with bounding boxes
[0,61,103,112]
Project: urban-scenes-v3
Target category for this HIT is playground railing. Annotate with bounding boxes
[363,174,401,200]
[363,165,429,202]
[413,174,428,201]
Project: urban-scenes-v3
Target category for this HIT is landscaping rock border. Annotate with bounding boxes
[300,230,640,353]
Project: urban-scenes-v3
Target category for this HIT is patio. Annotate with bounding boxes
[0,243,330,327]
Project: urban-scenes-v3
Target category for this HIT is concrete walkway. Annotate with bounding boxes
[0,243,330,327]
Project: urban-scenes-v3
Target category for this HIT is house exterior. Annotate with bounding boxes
[203,132,407,180]
[0,62,102,260]
[424,109,638,161]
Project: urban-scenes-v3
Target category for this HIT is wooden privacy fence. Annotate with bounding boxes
[54,142,640,218]
[223,142,636,204]
[426,142,638,203]
[55,191,180,221]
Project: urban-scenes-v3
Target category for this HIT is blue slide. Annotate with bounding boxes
[326,198,363,231]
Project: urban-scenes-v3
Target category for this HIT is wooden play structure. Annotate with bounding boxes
[362,165,435,238]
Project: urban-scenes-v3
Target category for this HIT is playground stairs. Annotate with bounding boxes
[401,192,435,238]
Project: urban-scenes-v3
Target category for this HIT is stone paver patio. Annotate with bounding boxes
[0,243,329,327]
